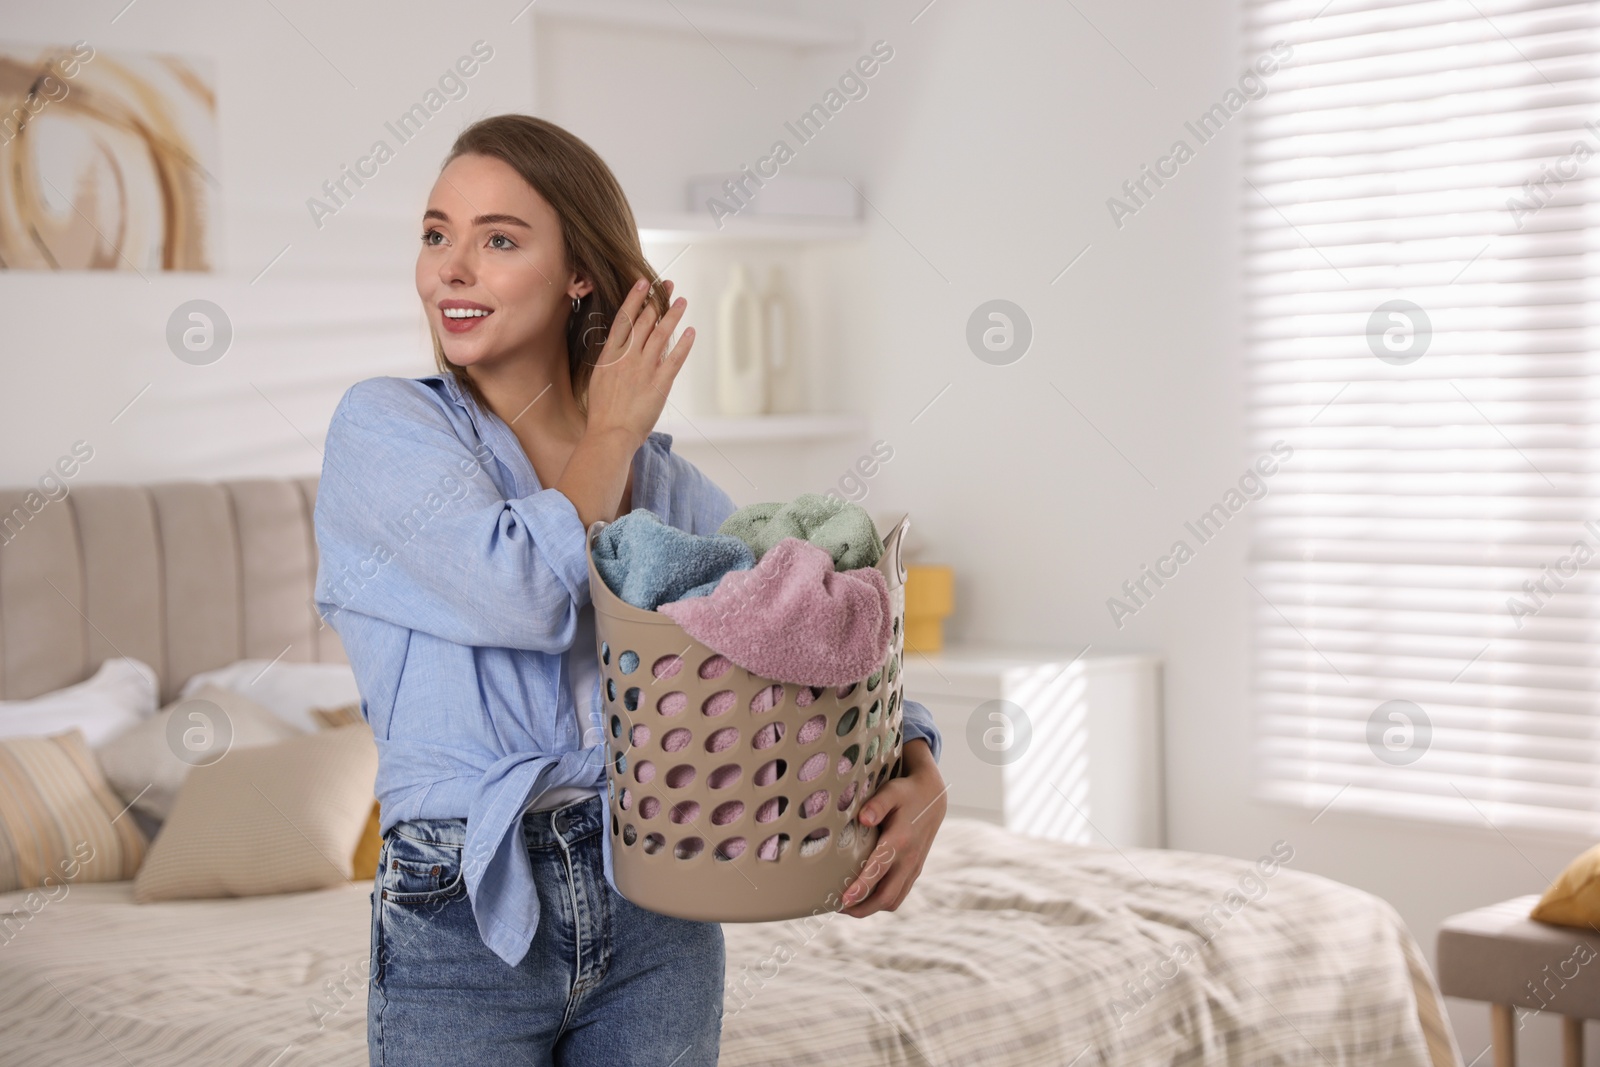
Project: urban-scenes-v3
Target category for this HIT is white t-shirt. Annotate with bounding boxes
[524,599,602,814]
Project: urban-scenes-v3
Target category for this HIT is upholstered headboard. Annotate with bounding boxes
[0,478,345,705]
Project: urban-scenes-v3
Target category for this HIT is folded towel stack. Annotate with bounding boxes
[593,495,891,687]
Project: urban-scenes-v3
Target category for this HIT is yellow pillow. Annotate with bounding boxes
[1531,843,1600,929]
[311,702,364,729]
[351,800,382,881]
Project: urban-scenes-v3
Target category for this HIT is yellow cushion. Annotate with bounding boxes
[311,702,364,730]
[1531,843,1600,929]
[350,800,382,881]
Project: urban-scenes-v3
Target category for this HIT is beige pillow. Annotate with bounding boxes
[133,723,378,902]
[1532,843,1600,930]
[304,704,383,882]
[0,729,148,893]
[96,683,303,821]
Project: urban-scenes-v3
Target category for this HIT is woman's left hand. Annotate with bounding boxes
[839,738,947,917]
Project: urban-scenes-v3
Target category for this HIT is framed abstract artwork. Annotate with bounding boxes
[0,40,219,272]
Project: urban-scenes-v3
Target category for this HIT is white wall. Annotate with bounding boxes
[800,3,1589,1063]
[1,2,539,486]
[3,0,1589,1059]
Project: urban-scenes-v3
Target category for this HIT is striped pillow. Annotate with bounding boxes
[0,729,148,892]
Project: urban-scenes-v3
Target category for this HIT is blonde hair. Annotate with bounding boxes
[426,114,667,415]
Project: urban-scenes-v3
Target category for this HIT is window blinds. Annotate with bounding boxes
[1245,0,1600,835]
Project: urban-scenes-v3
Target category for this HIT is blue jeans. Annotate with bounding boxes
[367,793,726,1066]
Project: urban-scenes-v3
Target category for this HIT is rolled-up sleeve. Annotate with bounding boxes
[314,380,589,652]
[899,698,942,764]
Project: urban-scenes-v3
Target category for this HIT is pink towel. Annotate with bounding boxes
[658,537,891,687]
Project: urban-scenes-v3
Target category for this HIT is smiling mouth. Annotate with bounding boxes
[439,306,493,333]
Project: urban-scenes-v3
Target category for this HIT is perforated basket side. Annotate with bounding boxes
[586,515,911,923]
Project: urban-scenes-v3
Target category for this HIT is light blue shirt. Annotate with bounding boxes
[312,371,943,967]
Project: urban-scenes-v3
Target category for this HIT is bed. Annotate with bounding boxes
[0,477,1461,1066]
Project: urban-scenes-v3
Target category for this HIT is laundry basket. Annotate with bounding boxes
[585,513,912,923]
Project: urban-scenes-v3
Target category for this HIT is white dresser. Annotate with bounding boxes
[901,644,1165,849]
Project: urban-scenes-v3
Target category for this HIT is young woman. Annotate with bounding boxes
[312,114,949,1066]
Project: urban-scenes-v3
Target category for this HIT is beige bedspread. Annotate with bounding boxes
[0,816,1459,1066]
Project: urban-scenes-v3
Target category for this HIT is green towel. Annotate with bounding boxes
[717,492,884,570]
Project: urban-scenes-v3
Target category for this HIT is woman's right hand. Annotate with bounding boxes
[584,276,693,447]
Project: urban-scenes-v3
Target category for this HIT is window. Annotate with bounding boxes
[1246,0,1600,835]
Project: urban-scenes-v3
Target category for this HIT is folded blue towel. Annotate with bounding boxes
[592,508,756,611]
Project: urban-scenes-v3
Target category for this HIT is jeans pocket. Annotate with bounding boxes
[380,828,466,906]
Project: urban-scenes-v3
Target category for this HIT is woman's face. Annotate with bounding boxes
[416,152,586,374]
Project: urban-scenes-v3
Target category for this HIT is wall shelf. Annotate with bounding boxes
[655,410,866,444]
[530,0,859,48]
[638,211,865,245]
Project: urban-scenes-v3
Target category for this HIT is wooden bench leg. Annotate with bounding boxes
[1564,1015,1583,1067]
[1491,1004,1515,1067]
